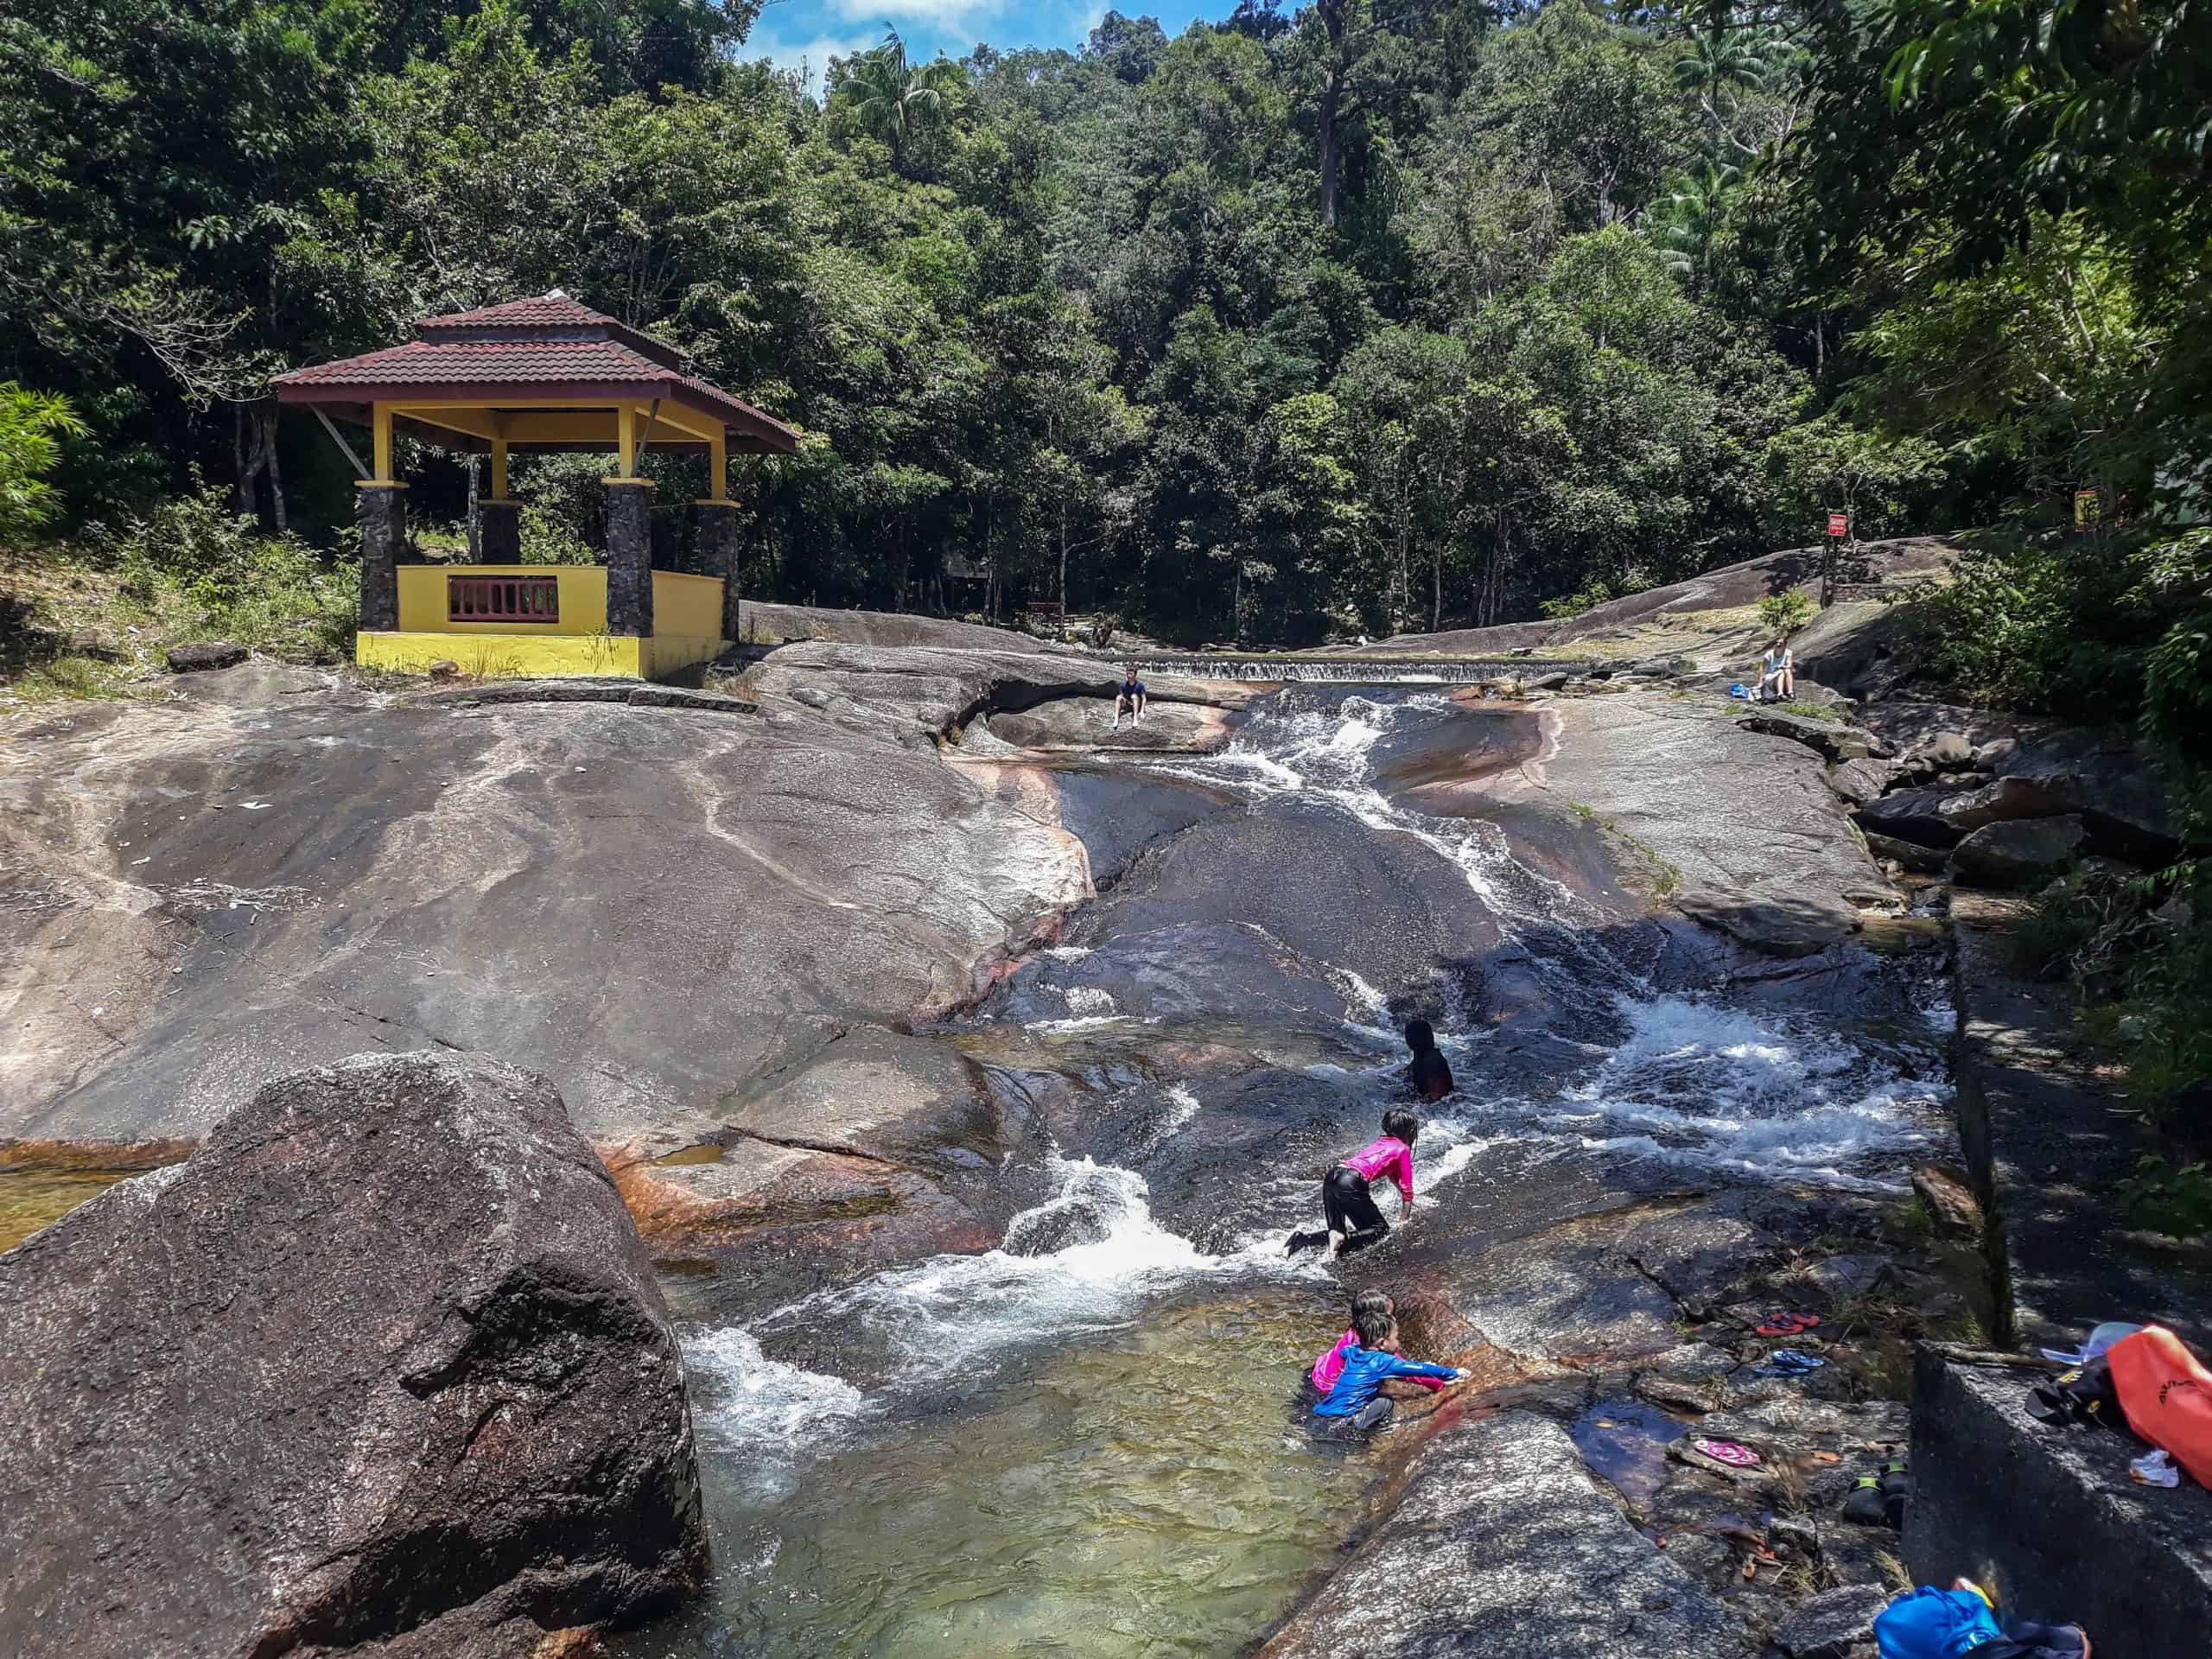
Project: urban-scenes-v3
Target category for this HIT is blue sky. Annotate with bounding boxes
[743,1,1238,95]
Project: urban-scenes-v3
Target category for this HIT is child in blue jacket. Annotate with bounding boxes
[1310,1308,1465,1432]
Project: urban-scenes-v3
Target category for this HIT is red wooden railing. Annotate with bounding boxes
[448,574,560,623]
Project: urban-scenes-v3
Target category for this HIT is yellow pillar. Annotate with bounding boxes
[372,402,394,485]
[617,404,637,478]
[490,438,509,499]
[707,429,728,503]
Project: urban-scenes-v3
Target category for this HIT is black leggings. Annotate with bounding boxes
[1286,1166,1391,1256]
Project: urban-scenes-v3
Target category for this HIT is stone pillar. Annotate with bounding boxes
[356,484,406,632]
[695,500,742,644]
[478,499,521,563]
[605,480,655,637]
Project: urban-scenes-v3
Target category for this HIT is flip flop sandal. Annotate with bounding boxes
[1755,1312,1823,1338]
[1878,1460,1911,1498]
[1691,1437,1762,1468]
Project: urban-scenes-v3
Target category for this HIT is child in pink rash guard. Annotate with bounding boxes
[1310,1289,1446,1399]
[1286,1109,1419,1259]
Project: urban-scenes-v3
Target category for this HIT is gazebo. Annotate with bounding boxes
[274,291,798,680]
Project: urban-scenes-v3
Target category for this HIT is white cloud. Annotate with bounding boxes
[744,25,880,93]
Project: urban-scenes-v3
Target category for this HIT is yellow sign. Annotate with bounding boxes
[2075,488,2100,527]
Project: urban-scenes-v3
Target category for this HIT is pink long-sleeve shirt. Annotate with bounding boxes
[1342,1134,1414,1208]
[1312,1326,1448,1395]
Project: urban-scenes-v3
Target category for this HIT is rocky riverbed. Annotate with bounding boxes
[0,601,2106,1657]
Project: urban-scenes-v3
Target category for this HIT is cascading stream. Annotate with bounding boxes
[618,687,1951,1659]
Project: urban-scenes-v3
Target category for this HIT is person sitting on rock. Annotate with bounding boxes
[1308,1289,1449,1405]
[1404,1019,1454,1102]
[1756,634,1796,703]
[1284,1109,1419,1258]
[1307,1307,1465,1433]
[1113,666,1147,727]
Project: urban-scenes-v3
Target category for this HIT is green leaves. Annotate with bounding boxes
[0,382,86,537]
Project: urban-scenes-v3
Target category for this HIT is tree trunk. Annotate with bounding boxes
[232,402,270,522]
[1318,0,1348,228]
[263,406,287,536]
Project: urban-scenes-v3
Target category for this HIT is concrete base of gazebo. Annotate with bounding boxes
[355,560,729,681]
[355,630,726,681]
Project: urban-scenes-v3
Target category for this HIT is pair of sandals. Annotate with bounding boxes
[1842,1459,1910,1527]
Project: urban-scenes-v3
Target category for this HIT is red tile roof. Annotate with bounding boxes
[413,295,616,332]
[271,292,797,450]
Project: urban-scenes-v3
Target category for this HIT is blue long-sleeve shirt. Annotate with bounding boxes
[1309,1344,1457,1416]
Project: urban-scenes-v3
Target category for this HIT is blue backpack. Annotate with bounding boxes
[1874,1586,2004,1658]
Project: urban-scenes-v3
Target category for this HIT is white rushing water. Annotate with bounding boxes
[688,690,1948,1454]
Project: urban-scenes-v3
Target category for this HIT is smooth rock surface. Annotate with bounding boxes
[0,1051,703,1659]
[1463,696,1892,952]
[1259,1413,1749,1659]
[0,683,1092,1151]
[1907,1348,2212,1659]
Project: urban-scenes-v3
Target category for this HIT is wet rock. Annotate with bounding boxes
[1632,653,1697,678]
[427,658,462,678]
[1614,1205,1777,1316]
[1911,1164,1982,1236]
[1529,670,1573,691]
[1675,885,1859,958]
[1908,1347,2212,1659]
[1825,758,1897,805]
[165,639,248,671]
[0,1051,704,1659]
[1777,1584,1890,1659]
[1948,816,2086,888]
[1260,1412,1747,1659]
[1445,1211,1688,1362]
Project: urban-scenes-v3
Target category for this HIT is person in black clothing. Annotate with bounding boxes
[1113,666,1147,727]
[1404,1019,1453,1102]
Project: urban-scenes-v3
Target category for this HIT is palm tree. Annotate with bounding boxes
[1650,161,1741,296]
[1672,29,1774,106]
[838,30,965,174]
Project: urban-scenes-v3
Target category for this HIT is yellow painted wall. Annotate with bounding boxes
[357,632,642,679]
[365,566,728,681]
[652,571,725,640]
[396,565,609,635]
[644,635,726,677]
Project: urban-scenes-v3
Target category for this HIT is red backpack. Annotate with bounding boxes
[2107,1325,2212,1486]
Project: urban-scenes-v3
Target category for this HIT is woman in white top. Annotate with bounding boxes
[1758,636,1795,702]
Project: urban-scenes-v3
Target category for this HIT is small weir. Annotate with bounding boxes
[1137,655,1559,683]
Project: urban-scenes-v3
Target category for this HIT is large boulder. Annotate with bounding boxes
[1948,815,2086,888]
[1826,757,1899,805]
[1907,1347,2212,1659]
[1259,1412,1745,1658]
[1853,785,1967,849]
[1938,773,2084,830]
[0,1052,705,1659]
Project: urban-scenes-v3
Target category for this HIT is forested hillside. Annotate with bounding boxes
[1,0,2205,656]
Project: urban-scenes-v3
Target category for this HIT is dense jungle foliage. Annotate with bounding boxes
[3,0,2202,650]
